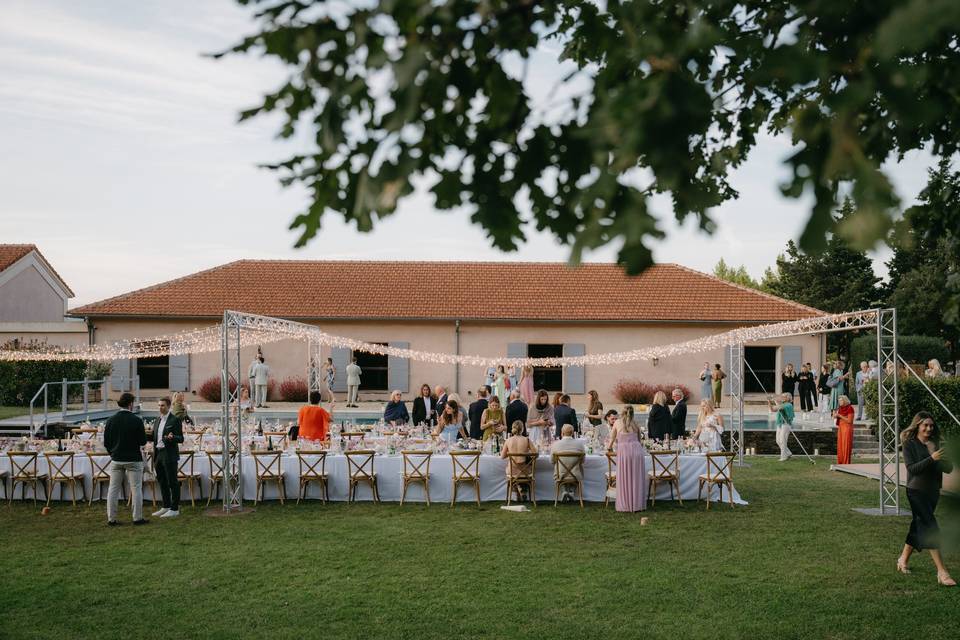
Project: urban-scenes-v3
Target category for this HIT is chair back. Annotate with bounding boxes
[705,452,734,482]
[206,450,233,478]
[401,450,432,479]
[505,452,538,479]
[650,450,679,479]
[345,450,376,480]
[8,452,39,478]
[43,451,76,479]
[251,451,283,478]
[177,451,196,477]
[264,431,289,450]
[450,450,480,481]
[553,452,584,484]
[606,451,617,476]
[296,450,328,478]
[87,452,112,479]
[341,432,365,441]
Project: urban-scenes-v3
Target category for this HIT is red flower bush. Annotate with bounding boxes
[279,376,308,402]
[612,380,692,405]
[196,377,257,403]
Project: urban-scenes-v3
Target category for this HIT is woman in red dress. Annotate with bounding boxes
[833,395,855,464]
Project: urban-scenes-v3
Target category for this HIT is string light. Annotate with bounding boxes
[0,309,878,366]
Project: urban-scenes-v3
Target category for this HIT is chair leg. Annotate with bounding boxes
[46,480,54,507]
[322,479,328,504]
[189,480,196,508]
[278,478,285,505]
[400,480,407,506]
[675,480,683,505]
[648,479,655,506]
[578,481,584,509]
[425,479,431,507]
[531,480,536,507]
[554,482,560,507]
[474,480,479,507]
[728,482,734,507]
[505,480,512,506]
[451,480,457,507]
[373,480,380,503]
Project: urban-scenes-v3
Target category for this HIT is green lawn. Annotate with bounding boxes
[0,405,27,420]
[1,459,957,640]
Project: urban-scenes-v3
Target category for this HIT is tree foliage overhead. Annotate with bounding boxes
[223,0,960,274]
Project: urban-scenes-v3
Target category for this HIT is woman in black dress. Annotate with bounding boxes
[897,411,955,586]
[816,365,831,416]
[780,363,798,403]
[646,391,673,442]
[796,364,815,414]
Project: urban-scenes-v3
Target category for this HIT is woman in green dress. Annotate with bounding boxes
[480,395,506,441]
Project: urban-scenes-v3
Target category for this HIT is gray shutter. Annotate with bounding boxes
[110,359,131,392]
[330,347,350,393]
[507,343,527,359]
[724,346,742,395]
[563,343,585,394]
[169,354,190,391]
[387,342,410,393]
[782,345,802,375]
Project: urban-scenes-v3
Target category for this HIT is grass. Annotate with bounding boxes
[0,405,27,420]
[0,458,957,640]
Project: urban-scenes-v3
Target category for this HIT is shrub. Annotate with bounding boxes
[612,380,692,405]
[197,376,277,403]
[862,377,960,438]
[279,376,308,402]
[849,335,951,403]
[0,359,88,406]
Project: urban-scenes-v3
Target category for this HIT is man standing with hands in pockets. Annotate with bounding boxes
[103,392,148,526]
[152,396,184,519]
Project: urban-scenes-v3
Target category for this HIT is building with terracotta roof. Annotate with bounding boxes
[0,244,87,349]
[70,260,825,402]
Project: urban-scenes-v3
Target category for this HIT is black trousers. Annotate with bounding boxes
[905,488,940,550]
[799,386,816,412]
[156,455,180,510]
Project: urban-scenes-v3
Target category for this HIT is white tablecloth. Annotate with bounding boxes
[2,451,745,505]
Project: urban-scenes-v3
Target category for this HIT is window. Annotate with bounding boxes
[355,345,388,391]
[528,343,563,392]
[134,340,170,389]
[744,346,777,394]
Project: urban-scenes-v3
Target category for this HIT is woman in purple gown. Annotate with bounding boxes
[608,405,647,512]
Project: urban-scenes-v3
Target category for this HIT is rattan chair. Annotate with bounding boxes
[296,450,329,504]
[648,450,682,506]
[552,451,585,508]
[400,450,432,505]
[698,452,735,509]
[604,451,617,508]
[7,452,47,505]
[43,451,86,506]
[251,450,286,504]
[449,450,481,506]
[345,450,379,503]
[504,452,538,506]
[176,451,203,507]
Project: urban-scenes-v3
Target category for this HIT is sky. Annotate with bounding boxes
[0,0,938,307]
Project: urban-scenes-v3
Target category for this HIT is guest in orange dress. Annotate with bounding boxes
[297,391,332,442]
[833,395,855,464]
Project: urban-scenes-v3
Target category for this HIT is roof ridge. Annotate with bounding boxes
[664,262,824,314]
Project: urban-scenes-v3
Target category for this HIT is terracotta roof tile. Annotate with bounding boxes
[70,260,821,323]
[69,260,821,322]
[0,244,74,297]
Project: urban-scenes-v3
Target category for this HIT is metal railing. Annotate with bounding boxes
[29,376,140,436]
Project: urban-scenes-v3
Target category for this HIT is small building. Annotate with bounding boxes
[0,244,87,349]
[69,260,824,403]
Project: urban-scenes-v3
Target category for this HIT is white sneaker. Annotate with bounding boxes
[152,508,169,517]
[160,509,180,518]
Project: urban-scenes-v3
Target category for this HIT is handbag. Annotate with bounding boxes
[826,376,839,388]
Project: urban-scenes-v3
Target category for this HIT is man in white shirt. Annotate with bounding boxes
[253,356,270,408]
[551,424,585,502]
[345,357,362,407]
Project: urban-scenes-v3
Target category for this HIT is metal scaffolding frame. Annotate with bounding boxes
[727,308,901,514]
[307,337,322,397]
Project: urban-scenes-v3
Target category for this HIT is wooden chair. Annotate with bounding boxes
[176,451,203,507]
[7,452,47,506]
[87,452,117,506]
[552,451,585,508]
[604,452,617,509]
[70,427,99,437]
[140,448,158,508]
[648,450,682,506]
[0,467,7,501]
[698,452,735,509]
[296,450,329,504]
[251,450,286,504]
[504,452,538,507]
[341,432,365,442]
[450,450,481,506]
[264,431,289,450]
[205,450,226,508]
[43,451,86,506]
[400,450,432,506]
[345,450,379,503]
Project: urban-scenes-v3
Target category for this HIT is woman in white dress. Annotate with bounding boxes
[692,399,724,451]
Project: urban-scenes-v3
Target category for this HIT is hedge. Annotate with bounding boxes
[0,360,89,406]
[849,334,950,403]
[862,377,960,438]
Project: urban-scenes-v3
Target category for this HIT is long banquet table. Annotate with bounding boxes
[1,450,746,505]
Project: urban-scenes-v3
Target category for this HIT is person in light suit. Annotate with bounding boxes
[345,357,362,407]
[551,424,585,502]
[253,356,270,408]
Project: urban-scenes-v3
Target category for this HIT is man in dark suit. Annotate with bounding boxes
[670,388,688,438]
[467,387,489,440]
[505,390,528,436]
[103,392,148,526]
[434,385,448,418]
[151,396,184,519]
[553,394,579,438]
